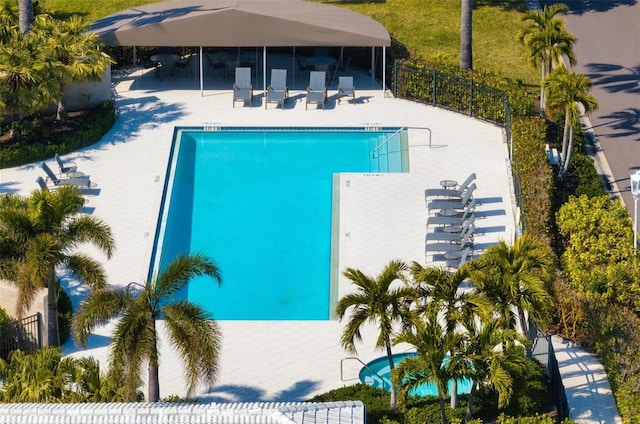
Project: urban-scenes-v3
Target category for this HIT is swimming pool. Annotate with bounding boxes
[359,353,472,397]
[150,127,408,320]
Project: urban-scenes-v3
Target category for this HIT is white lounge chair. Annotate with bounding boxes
[54,153,77,174]
[265,69,288,110]
[41,162,91,189]
[337,76,355,104]
[427,183,476,212]
[424,172,476,200]
[305,71,327,110]
[233,67,253,108]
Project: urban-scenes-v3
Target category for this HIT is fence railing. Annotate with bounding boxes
[529,322,570,421]
[0,313,43,360]
[392,61,510,127]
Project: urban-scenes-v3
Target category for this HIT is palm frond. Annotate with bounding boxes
[72,288,131,347]
[164,301,221,397]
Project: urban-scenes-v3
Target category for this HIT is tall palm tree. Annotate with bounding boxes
[519,3,576,115]
[410,262,492,408]
[545,65,599,175]
[459,315,527,422]
[72,253,223,402]
[391,311,461,424]
[459,0,473,70]
[0,187,114,347]
[33,14,114,120]
[468,233,555,343]
[335,260,413,410]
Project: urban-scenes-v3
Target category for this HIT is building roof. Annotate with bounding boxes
[90,0,391,47]
[0,401,365,424]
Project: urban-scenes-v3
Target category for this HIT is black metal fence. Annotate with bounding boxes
[529,322,570,422]
[392,61,510,127]
[0,313,43,360]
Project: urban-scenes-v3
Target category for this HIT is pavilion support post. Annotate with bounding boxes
[382,46,386,93]
[263,46,267,97]
[371,47,375,88]
[200,46,204,97]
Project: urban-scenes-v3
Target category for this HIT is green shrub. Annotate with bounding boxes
[0,101,116,169]
[511,116,554,238]
[568,153,607,198]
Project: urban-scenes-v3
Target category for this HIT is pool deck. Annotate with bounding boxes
[0,65,515,402]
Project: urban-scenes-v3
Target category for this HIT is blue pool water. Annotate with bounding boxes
[359,353,472,397]
[151,127,407,320]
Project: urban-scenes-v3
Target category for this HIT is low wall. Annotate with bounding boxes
[0,279,46,320]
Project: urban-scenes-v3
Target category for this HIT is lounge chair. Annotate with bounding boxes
[426,200,476,227]
[424,172,476,200]
[425,221,475,244]
[41,162,91,189]
[446,246,472,270]
[233,67,253,108]
[425,230,474,262]
[265,69,288,110]
[54,153,77,174]
[427,183,476,212]
[337,76,355,104]
[305,71,327,110]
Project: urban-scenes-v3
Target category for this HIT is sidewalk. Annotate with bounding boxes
[552,336,622,423]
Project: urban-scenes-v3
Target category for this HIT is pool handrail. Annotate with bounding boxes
[372,126,432,158]
[340,357,389,390]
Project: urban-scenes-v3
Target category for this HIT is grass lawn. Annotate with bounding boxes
[42,0,540,87]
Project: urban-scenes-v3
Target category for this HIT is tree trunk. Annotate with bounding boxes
[539,61,547,116]
[459,0,473,70]
[559,111,571,176]
[450,378,458,408]
[562,125,575,176]
[465,383,477,422]
[518,309,532,358]
[385,342,397,410]
[56,84,67,120]
[149,323,161,402]
[438,396,449,424]
[46,279,60,347]
[18,0,33,35]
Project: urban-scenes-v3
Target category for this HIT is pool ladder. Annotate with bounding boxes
[340,357,390,391]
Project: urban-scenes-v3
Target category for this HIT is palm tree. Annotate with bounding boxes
[33,14,114,120]
[459,0,473,70]
[519,3,576,115]
[335,260,413,410]
[0,347,130,402]
[410,262,492,408]
[72,253,223,402]
[459,315,527,422]
[392,311,461,424]
[0,31,59,126]
[0,187,114,347]
[468,233,555,343]
[545,65,599,175]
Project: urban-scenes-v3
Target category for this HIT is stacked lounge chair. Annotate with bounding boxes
[424,173,477,268]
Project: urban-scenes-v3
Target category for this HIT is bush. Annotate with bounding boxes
[511,116,554,238]
[0,101,116,169]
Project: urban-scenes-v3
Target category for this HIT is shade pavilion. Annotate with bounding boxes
[90,0,391,95]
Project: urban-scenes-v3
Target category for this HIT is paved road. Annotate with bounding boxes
[542,0,640,209]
